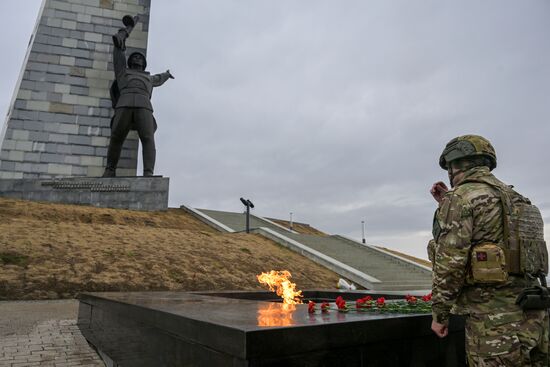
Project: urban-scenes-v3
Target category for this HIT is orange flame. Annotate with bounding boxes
[257,270,303,304]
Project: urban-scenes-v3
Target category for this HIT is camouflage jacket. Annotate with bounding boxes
[429,166,538,324]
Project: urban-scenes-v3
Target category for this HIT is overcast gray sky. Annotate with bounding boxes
[1,1,549,260]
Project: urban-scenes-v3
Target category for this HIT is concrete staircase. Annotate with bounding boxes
[183,207,432,292]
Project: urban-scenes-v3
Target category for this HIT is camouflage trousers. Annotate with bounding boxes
[465,309,549,366]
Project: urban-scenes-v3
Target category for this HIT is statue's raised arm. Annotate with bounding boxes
[113,15,139,50]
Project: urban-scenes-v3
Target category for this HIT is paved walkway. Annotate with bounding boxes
[0,300,104,367]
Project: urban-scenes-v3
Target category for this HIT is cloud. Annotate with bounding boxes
[1,1,549,260]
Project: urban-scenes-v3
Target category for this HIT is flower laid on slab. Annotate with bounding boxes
[335,296,348,312]
[308,293,432,314]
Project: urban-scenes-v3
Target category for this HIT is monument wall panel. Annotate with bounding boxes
[0,0,152,179]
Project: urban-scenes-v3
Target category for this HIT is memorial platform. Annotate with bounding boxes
[0,176,169,211]
[78,290,465,367]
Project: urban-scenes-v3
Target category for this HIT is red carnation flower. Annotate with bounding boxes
[421,293,432,302]
[308,301,316,313]
[376,297,385,307]
[335,296,347,310]
[321,302,330,312]
[407,296,417,304]
[362,295,373,302]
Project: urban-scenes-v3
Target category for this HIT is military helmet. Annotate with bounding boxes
[439,135,497,170]
[127,51,147,69]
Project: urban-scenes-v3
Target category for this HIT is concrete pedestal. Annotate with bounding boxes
[0,176,169,211]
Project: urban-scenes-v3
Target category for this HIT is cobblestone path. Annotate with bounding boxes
[0,300,104,367]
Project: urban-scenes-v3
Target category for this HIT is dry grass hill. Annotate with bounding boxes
[0,198,340,300]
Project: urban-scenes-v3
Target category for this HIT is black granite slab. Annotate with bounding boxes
[78,291,465,367]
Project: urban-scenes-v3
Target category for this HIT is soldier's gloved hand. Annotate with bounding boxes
[112,29,129,49]
[166,70,175,79]
[430,181,449,204]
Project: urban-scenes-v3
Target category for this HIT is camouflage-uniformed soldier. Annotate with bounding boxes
[428,135,549,366]
[103,15,174,177]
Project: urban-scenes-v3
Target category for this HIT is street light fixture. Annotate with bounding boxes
[361,220,366,244]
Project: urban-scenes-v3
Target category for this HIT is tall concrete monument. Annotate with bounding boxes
[0,0,151,179]
[0,0,169,211]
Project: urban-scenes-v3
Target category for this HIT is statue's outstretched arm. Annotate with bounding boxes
[151,70,175,87]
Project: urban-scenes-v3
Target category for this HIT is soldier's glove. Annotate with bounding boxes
[516,286,550,310]
[112,29,129,50]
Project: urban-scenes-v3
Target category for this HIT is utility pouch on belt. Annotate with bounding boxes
[516,286,550,310]
[469,242,508,284]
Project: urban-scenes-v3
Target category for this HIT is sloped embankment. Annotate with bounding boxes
[0,198,339,300]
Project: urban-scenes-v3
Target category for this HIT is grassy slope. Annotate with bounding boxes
[0,198,340,300]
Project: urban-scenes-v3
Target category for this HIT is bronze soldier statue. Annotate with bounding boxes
[428,135,549,366]
[103,15,174,177]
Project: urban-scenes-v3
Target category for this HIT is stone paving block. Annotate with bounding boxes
[24,152,41,162]
[49,134,69,144]
[77,23,95,33]
[12,130,30,141]
[49,103,74,114]
[70,145,95,155]
[33,82,56,93]
[2,139,16,151]
[47,92,63,103]
[74,58,93,68]
[64,155,80,165]
[58,144,72,154]
[23,120,44,131]
[17,89,33,100]
[14,100,27,109]
[29,131,49,142]
[15,141,34,152]
[62,38,78,48]
[8,151,25,162]
[68,135,92,145]
[46,143,59,153]
[8,120,25,129]
[42,153,66,164]
[27,92,47,103]
[58,123,79,134]
[48,163,72,175]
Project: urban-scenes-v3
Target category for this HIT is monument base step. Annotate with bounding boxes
[0,176,169,211]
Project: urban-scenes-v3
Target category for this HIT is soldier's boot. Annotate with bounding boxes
[142,143,156,177]
[102,167,116,178]
[104,137,125,178]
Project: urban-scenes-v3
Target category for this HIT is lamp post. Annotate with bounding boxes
[289,212,293,231]
[240,198,254,233]
[361,220,366,244]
